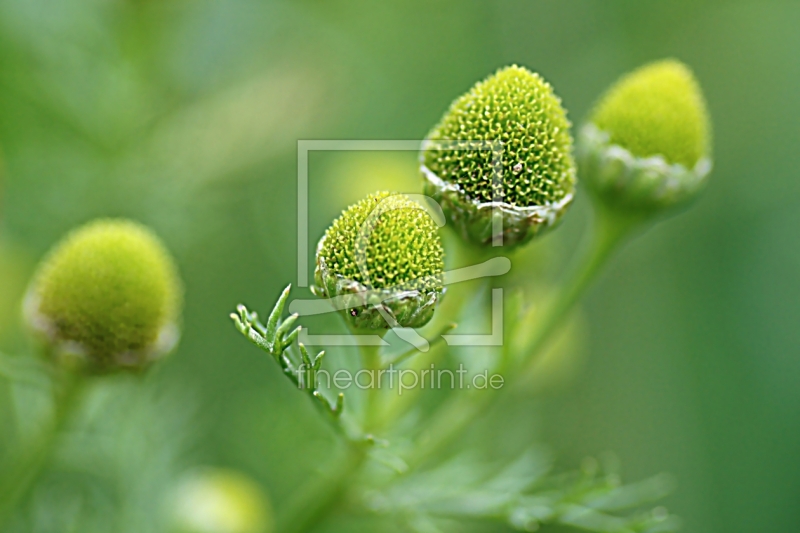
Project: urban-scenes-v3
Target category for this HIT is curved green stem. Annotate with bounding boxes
[278,439,368,533]
[278,339,381,533]
[406,204,645,470]
[360,343,382,435]
[0,372,83,528]
[379,276,488,426]
[509,205,646,367]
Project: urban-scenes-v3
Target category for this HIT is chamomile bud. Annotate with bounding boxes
[421,65,576,248]
[170,469,273,533]
[24,219,182,373]
[578,59,712,212]
[314,192,445,330]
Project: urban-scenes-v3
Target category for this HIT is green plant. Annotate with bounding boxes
[169,468,274,533]
[0,219,183,529]
[231,60,713,532]
[0,58,712,533]
[422,65,576,248]
[24,219,182,372]
[313,191,445,330]
[577,59,712,213]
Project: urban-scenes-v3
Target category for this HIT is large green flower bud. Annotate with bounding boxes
[578,59,712,212]
[421,65,576,248]
[314,192,444,330]
[24,219,182,373]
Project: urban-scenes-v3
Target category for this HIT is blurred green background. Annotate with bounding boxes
[1,0,798,532]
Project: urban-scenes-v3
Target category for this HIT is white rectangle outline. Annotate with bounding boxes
[296,139,504,348]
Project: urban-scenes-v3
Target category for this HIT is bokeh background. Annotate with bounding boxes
[1,0,798,532]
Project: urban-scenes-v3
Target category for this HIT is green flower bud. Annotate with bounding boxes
[170,468,273,533]
[421,65,576,248]
[314,192,444,330]
[578,59,712,212]
[24,219,182,372]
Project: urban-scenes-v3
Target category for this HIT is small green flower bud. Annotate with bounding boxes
[24,219,182,372]
[421,65,576,248]
[578,59,712,212]
[314,192,445,330]
[170,468,273,533]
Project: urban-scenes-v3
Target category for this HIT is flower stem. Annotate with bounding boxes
[379,275,489,426]
[0,372,83,527]
[278,339,380,533]
[361,342,382,434]
[406,203,645,469]
[510,204,646,368]
[278,438,368,533]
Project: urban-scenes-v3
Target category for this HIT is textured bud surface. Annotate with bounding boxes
[314,192,444,329]
[579,59,713,212]
[591,59,710,169]
[421,65,576,247]
[26,219,182,372]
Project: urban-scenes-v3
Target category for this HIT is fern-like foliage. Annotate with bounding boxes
[230,285,344,418]
[367,449,680,533]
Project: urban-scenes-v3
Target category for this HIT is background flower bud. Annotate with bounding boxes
[578,59,712,212]
[314,192,444,330]
[24,219,182,372]
[169,468,273,533]
[421,65,576,248]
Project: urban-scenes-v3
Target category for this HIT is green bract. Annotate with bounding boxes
[421,65,576,248]
[25,219,182,372]
[578,59,712,212]
[314,192,445,330]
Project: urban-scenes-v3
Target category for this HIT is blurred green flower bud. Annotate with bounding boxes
[421,65,576,248]
[24,219,182,372]
[170,468,273,533]
[314,192,445,330]
[578,59,712,212]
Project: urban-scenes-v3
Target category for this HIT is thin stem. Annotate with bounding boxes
[0,372,84,528]
[406,204,644,470]
[278,439,368,533]
[361,342,383,435]
[278,339,380,533]
[378,231,507,421]
[379,276,489,426]
[509,204,645,368]
[378,328,449,425]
